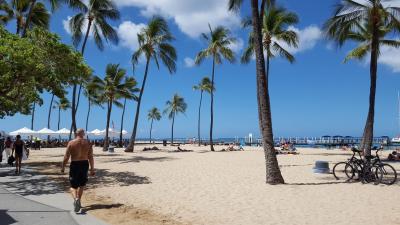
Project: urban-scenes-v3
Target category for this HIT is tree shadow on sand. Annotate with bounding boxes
[81,203,124,213]
[100,156,176,164]
[0,161,151,196]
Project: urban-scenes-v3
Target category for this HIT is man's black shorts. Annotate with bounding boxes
[69,160,89,189]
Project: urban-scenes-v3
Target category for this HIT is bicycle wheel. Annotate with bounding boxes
[376,163,397,185]
[333,162,354,181]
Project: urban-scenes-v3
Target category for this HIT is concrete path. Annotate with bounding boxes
[0,164,109,225]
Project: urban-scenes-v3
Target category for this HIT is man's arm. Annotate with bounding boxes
[88,143,95,176]
[61,143,71,173]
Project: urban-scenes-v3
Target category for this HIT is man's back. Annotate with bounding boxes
[67,138,93,161]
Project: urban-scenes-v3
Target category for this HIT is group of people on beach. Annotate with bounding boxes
[0,134,28,175]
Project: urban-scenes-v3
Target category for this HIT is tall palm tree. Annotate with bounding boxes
[125,16,177,152]
[84,77,104,135]
[1,0,49,36]
[91,64,137,151]
[164,94,187,145]
[228,0,285,184]
[194,25,236,151]
[53,97,71,131]
[119,78,139,146]
[68,0,119,137]
[193,77,213,146]
[147,107,161,143]
[324,0,400,156]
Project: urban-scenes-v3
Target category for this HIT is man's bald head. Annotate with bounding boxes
[76,129,85,138]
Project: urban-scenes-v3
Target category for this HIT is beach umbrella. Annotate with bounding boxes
[121,130,128,135]
[55,128,71,135]
[37,128,57,136]
[10,127,36,136]
[100,128,120,137]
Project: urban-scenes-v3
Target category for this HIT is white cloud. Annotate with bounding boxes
[229,38,244,53]
[285,25,322,54]
[62,16,92,37]
[114,0,241,38]
[184,57,195,68]
[116,21,146,51]
[379,46,400,73]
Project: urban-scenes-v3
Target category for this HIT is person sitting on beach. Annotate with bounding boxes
[387,151,400,161]
[61,129,95,213]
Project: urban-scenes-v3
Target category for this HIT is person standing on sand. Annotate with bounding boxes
[12,135,25,174]
[61,129,95,213]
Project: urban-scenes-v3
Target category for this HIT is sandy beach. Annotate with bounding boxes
[24,145,400,225]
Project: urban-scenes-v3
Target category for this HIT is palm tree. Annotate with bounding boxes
[193,77,213,146]
[69,0,119,137]
[324,0,400,156]
[241,7,298,66]
[1,0,49,36]
[125,16,177,152]
[228,0,285,184]
[84,77,104,136]
[91,64,137,151]
[147,107,161,143]
[119,78,139,146]
[194,25,236,151]
[164,94,187,145]
[21,0,63,36]
[53,97,71,131]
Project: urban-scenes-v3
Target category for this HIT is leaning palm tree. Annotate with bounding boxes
[147,107,161,143]
[228,0,285,184]
[164,94,187,145]
[195,25,236,151]
[53,97,71,131]
[193,77,213,146]
[91,64,137,151]
[125,16,177,152]
[68,0,120,136]
[1,0,49,36]
[324,0,400,156]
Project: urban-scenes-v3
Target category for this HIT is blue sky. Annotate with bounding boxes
[3,0,400,139]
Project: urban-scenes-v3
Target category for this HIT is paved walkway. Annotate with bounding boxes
[0,165,109,225]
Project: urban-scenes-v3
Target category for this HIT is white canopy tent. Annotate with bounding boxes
[9,127,36,136]
[37,128,57,136]
[89,129,102,136]
[55,128,70,135]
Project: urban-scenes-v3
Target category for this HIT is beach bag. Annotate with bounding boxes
[8,155,15,165]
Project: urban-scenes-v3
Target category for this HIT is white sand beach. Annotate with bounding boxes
[26,145,400,225]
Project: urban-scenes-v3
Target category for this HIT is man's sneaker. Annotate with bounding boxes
[77,199,81,212]
[73,199,80,212]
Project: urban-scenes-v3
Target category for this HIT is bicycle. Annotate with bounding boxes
[332,147,363,181]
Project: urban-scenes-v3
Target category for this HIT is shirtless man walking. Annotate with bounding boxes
[61,129,95,213]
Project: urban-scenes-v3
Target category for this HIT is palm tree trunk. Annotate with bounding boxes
[251,0,284,184]
[69,84,77,140]
[70,20,92,139]
[360,16,379,157]
[31,101,36,130]
[104,100,113,151]
[198,91,203,146]
[47,94,55,141]
[21,0,37,37]
[171,114,175,145]
[58,107,61,131]
[119,98,127,146]
[149,118,154,143]
[210,55,216,151]
[125,58,150,152]
[85,98,91,139]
